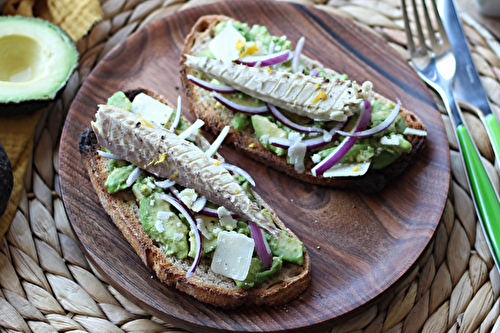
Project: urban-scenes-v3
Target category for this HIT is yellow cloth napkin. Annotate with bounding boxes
[0,0,102,240]
[0,111,42,240]
[3,0,102,41]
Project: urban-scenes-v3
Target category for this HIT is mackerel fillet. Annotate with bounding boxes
[92,105,278,236]
[185,55,373,121]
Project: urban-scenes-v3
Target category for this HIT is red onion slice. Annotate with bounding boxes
[212,92,268,114]
[249,222,273,269]
[187,74,238,94]
[169,95,182,132]
[159,194,202,279]
[220,162,256,186]
[336,99,401,138]
[191,196,207,213]
[268,122,345,150]
[205,126,230,157]
[178,119,204,140]
[268,41,275,55]
[310,68,319,77]
[126,166,144,187]
[98,150,124,160]
[267,103,324,134]
[268,137,292,149]
[154,179,176,189]
[197,206,242,219]
[236,49,292,67]
[291,37,305,73]
[311,100,372,176]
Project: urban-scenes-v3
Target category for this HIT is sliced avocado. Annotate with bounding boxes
[107,91,132,111]
[0,16,78,115]
[265,230,305,265]
[105,164,135,194]
[251,115,287,156]
[0,142,13,217]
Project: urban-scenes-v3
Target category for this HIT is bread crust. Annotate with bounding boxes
[179,15,427,192]
[79,88,311,309]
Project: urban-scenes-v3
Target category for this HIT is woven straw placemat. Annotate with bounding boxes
[2,0,500,332]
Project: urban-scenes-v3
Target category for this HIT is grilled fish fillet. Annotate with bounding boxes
[91,105,278,236]
[185,54,373,121]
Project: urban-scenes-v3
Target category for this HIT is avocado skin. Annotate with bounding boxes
[0,142,13,217]
[0,96,54,116]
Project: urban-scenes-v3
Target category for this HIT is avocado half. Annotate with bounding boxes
[0,142,13,218]
[0,16,78,115]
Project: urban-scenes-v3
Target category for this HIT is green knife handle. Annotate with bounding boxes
[484,113,500,167]
[457,124,500,262]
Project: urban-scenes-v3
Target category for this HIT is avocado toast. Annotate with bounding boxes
[79,88,311,309]
[180,15,427,192]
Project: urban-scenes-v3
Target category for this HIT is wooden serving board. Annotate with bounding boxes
[59,1,450,332]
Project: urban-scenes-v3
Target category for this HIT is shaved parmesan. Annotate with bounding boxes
[287,132,307,173]
[403,127,427,136]
[380,134,403,146]
[157,211,175,220]
[209,21,246,63]
[211,231,254,280]
[131,93,174,127]
[155,220,165,233]
[178,188,198,208]
[196,218,213,240]
[322,161,371,178]
[217,206,237,230]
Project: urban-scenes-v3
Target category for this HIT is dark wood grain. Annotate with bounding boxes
[59,1,450,332]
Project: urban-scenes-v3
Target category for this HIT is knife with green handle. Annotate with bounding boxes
[457,123,500,263]
[439,0,500,168]
[443,83,500,268]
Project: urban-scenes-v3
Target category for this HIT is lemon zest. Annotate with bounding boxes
[235,39,245,51]
[171,172,179,180]
[312,90,327,103]
[233,189,239,194]
[147,158,156,166]
[214,160,222,166]
[139,118,154,128]
[352,164,362,172]
[245,43,259,56]
[154,153,167,165]
[249,143,256,148]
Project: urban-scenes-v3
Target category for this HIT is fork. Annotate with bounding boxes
[402,0,500,266]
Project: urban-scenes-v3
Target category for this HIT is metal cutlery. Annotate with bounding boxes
[402,0,500,267]
[438,0,500,168]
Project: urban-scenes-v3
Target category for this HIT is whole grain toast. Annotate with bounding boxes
[79,88,311,309]
[179,15,427,192]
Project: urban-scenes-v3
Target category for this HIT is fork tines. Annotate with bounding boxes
[402,0,450,54]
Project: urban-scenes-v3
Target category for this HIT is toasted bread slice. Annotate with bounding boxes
[180,15,427,192]
[79,88,311,309]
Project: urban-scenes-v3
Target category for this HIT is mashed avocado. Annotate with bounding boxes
[139,192,189,259]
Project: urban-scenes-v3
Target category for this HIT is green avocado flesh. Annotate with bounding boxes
[0,16,78,104]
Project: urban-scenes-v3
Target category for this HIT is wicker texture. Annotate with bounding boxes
[2,0,500,332]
